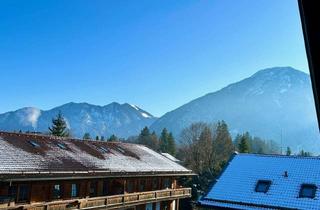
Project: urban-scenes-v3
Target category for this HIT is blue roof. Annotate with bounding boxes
[199,153,320,210]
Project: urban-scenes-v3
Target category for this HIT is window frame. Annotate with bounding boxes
[71,183,79,198]
[255,180,271,193]
[57,143,67,150]
[17,184,30,203]
[28,140,40,148]
[52,184,63,199]
[89,181,98,197]
[299,184,317,198]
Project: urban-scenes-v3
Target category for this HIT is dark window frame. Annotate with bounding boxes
[52,184,63,199]
[299,184,317,198]
[139,179,146,192]
[17,184,31,203]
[28,140,40,148]
[127,180,135,193]
[89,181,98,197]
[255,180,271,193]
[57,143,67,150]
[152,178,158,190]
[298,0,320,130]
[163,178,172,189]
[71,183,79,198]
[102,180,109,196]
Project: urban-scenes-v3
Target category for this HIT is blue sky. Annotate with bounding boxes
[0,0,308,116]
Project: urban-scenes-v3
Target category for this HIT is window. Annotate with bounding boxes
[89,181,97,197]
[99,146,109,153]
[71,184,79,198]
[152,178,158,190]
[116,147,125,154]
[163,178,172,189]
[127,180,134,193]
[255,180,271,193]
[57,143,67,149]
[139,180,145,192]
[299,184,317,198]
[102,180,108,195]
[8,186,17,201]
[52,184,62,199]
[28,140,40,148]
[17,185,30,203]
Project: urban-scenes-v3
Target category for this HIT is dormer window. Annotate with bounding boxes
[28,140,40,148]
[255,180,271,193]
[299,184,317,198]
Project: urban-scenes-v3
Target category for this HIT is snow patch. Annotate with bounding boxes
[141,112,152,118]
[130,104,139,111]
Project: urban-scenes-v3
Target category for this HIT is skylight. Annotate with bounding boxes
[117,147,125,153]
[28,140,40,148]
[57,143,67,149]
[299,184,317,198]
[99,146,109,153]
[255,180,271,193]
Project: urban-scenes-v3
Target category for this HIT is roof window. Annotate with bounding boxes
[99,146,110,153]
[299,184,317,198]
[57,143,67,149]
[28,140,40,148]
[255,180,271,193]
[116,147,125,153]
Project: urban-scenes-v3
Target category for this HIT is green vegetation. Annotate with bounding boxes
[48,111,70,137]
[83,132,91,140]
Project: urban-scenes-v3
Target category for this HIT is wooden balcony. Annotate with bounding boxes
[5,188,191,210]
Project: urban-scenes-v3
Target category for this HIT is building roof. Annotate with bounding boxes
[161,153,181,162]
[199,153,320,210]
[0,132,192,180]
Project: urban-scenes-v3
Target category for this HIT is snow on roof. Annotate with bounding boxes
[0,132,191,178]
[199,153,320,210]
[161,153,180,162]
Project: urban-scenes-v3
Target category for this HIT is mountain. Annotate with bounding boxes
[0,102,156,138]
[150,67,320,153]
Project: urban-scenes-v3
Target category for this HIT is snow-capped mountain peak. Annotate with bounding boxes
[0,102,157,138]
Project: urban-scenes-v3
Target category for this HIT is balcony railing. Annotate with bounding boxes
[5,188,191,210]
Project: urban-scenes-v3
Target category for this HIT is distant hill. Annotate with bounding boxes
[150,67,320,153]
[0,102,156,138]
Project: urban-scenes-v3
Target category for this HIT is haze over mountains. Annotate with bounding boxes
[0,102,156,138]
[151,67,320,152]
[0,67,319,152]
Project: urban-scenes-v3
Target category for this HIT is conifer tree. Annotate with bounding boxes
[167,132,176,156]
[286,147,291,156]
[108,134,118,142]
[83,132,91,140]
[48,111,69,137]
[136,127,159,151]
[95,136,100,140]
[213,121,234,163]
[238,134,250,153]
[159,128,169,153]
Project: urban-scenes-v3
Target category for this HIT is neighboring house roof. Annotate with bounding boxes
[198,153,320,210]
[161,153,181,162]
[0,132,192,180]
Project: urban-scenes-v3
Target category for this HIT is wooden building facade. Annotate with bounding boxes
[0,132,193,210]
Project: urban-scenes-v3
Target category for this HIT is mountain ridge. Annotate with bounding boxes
[150,67,319,153]
[0,102,157,138]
